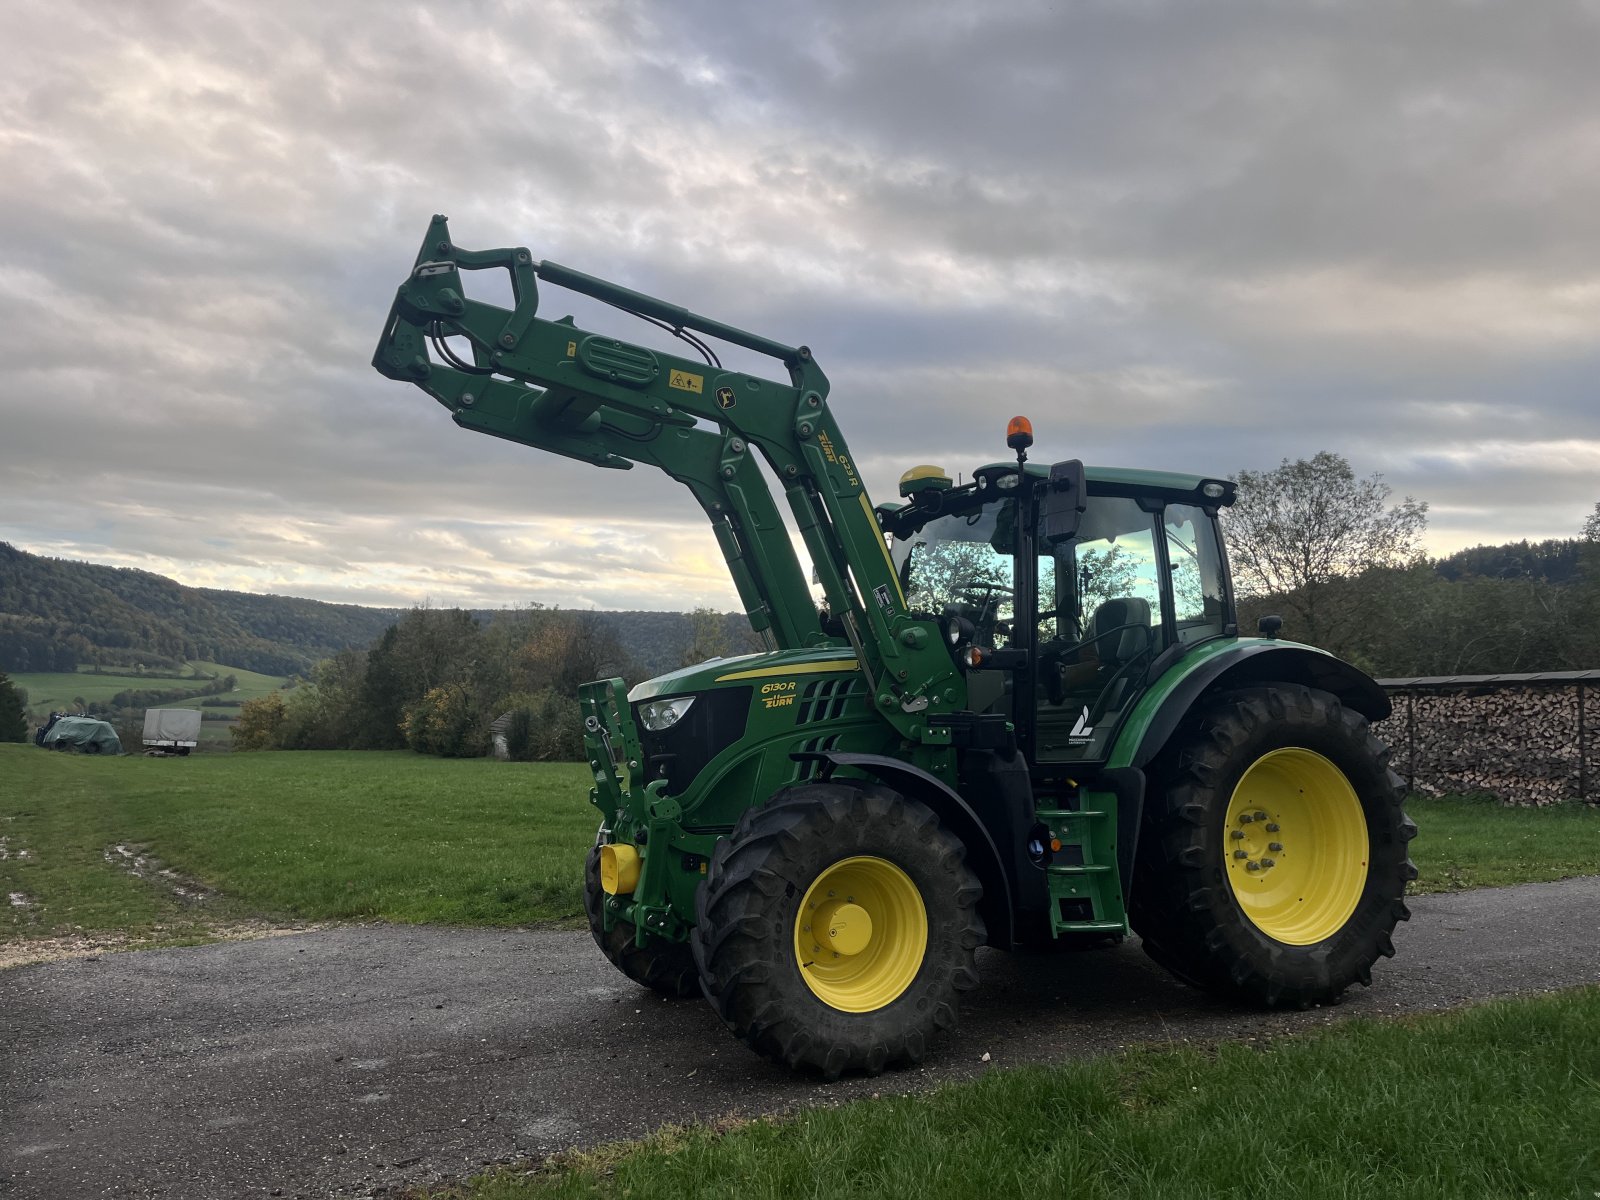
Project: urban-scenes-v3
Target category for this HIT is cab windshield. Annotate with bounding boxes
[891,496,1016,633]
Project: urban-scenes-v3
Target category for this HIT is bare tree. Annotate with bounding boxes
[1225,451,1427,647]
[1582,502,1600,542]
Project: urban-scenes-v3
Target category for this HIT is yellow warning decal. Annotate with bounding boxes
[566,340,577,357]
[669,369,704,394]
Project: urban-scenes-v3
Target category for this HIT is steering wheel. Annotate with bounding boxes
[952,583,1014,603]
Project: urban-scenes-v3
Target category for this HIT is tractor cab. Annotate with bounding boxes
[881,449,1238,768]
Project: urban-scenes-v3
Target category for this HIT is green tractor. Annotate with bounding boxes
[374,217,1417,1077]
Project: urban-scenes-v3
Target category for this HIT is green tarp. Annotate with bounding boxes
[40,716,123,755]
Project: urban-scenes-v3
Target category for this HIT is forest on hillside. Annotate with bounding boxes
[0,541,398,675]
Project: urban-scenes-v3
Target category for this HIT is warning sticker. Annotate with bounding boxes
[874,584,894,613]
[669,369,704,394]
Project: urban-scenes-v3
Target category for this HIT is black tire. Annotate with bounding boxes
[692,781,984,1078]
[1130,684,1417,1008]
[583,832,699,998]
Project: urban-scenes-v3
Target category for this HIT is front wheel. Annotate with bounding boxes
[693,782,984,1077]
[1131,685,1417,1008]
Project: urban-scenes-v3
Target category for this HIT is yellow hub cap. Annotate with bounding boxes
[793,856,927,1012]
[1224,748,1369,945]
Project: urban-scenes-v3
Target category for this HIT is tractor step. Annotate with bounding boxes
[1036,800,1128,938]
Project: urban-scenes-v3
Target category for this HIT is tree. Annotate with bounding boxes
[401,685,488,757]
[681,607,731,667]
[1225,451,1428,649]
[1582,503,1600,542]
[231,692,287,750]
[0,672,27,742]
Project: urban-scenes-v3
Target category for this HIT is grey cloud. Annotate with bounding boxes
[2,0,1598,613]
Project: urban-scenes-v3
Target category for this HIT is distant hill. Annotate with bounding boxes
[0,542,399,675]
[0,543,762,680]
[580,610,763,678]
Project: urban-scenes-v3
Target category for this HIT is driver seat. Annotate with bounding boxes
[1085,597,1152,725]
[1088,597,1151,666]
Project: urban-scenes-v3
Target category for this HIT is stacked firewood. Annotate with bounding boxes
[1373,684,1596,806]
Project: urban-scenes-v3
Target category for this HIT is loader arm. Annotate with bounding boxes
[373,216,960,738]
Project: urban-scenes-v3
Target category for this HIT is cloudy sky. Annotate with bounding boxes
[3,1,1597,611]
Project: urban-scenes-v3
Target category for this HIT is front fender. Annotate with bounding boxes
[1109,638,1390,772]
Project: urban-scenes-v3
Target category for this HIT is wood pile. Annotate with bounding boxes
[1373,683,1596,807]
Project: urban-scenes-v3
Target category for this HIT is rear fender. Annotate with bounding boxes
[798,751,1015,949]
[1112,640,1390,773]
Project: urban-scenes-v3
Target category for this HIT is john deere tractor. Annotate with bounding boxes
[374,217,1417,1077]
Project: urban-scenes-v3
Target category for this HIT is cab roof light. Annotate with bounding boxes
[1005,415,1034,452]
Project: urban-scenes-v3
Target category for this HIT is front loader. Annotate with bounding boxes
[373,217,1417,1077]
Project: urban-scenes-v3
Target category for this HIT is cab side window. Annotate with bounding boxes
[1164,504,1228,645]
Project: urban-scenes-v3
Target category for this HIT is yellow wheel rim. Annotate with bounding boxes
[1224,748,1369,945]
[793,856,928,1012]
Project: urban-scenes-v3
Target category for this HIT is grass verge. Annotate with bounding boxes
[419,986,1600,1200]
[1,746,595,945]
[1406,792,1600,892]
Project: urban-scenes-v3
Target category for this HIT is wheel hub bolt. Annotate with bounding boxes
[1246,861,1261,872]
[1239,813,1253,824]
[1233,849,1248,860]
[1268,842,1283,852]
[1253,811,1267,821]
[1261,858,1276,869]
[1265,823,1280,832]
[1230,830,1245,840]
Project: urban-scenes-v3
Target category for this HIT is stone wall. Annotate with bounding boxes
[1372,677,1598,806]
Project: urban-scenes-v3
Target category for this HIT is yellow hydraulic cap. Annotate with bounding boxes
[599,843,641,895]
[899,464,953,497]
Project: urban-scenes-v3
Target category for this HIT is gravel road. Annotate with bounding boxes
[4,876,1599,1200]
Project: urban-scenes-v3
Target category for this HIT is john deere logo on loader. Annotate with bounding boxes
[715,386,736,409]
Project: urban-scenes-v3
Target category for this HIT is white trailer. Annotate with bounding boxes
[143,708,202,755]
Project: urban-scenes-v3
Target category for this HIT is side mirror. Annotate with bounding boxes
[1258,614,1283,639]
[1042,459,1087,546]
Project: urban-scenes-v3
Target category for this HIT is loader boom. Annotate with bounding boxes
[374,216,960,739]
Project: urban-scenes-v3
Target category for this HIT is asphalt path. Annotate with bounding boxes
[4,876,1599,1200]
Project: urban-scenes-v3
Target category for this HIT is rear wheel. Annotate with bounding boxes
[1131,685,1416,1007]
[693,781,984,1078]
[582,831,699,998]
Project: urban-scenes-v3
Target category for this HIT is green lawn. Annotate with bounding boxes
[426,986,1600,1200]
[1,745,1596,950]
[0,746,596,943]
[1406,792,1600,892]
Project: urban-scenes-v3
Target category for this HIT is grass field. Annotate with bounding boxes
[1,747,1596,950]
[1,747,595,943]
[11,660,290,715]
[425,986,1600,1199]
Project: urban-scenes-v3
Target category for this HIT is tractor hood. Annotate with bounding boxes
[627,646,861,702]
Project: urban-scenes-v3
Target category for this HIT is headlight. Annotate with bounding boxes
[639,696,696,731]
